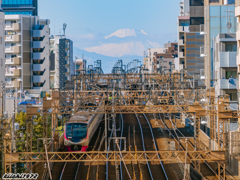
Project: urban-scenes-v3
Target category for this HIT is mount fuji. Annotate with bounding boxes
[84,29,161,57]
[74,29,162,72]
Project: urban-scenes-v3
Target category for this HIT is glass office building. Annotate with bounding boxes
[1,0,38,15]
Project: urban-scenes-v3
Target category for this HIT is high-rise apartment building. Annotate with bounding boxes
[235,0,240,110]
[202,0,236,88]
[177,0,190,70]
[0,9,5,84]
[5,15,50,94]
[49,35,74,89]
[1,0,38,15]
[213,33,237,110]
[189,0,204,32]
[0,9,5,114]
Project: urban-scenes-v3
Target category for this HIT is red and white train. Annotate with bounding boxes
[64,112,103,151]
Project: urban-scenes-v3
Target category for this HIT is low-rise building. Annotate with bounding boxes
[147,48,166,73]
[75,59,87,75]
[152,43,177,73]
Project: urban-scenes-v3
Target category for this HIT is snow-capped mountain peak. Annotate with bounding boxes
[105,28,148,39]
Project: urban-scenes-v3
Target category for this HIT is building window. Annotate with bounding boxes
[2,0,33,5]
[190,0,204,6]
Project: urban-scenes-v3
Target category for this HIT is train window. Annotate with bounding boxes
[72,124,87,139]
[66,124,72,138]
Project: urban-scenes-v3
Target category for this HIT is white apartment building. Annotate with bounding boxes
[214,33,237,110]
[0,9,5,114]
[4,15,50,94]
[49,35,74,89]
[177,0,189,71]
[147,48,166,73]
[236,1,240,112]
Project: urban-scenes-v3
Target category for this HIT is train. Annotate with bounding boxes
[64,111,103,151]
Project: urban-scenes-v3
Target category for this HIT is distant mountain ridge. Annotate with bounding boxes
[84,28,161,57]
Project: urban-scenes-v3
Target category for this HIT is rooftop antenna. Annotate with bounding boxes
[63,23,67,35]
[82,54,84,60]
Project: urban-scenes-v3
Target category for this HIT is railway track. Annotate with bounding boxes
[135,113,168,180]
[159,113,218,180]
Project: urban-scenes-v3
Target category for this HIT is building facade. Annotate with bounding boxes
[177,0,190,70]
[5,15,50,94]
[147,48,167,73]
[75,59,86,75]
[235,0,240,112]
[185,32,204,76]
[203,0,236,88]
[190,0,204,32]
[49,35,74,89]
[1,0,37,15]
[213,33,237,110]
[0,9,5,114]
[0,9,5,84]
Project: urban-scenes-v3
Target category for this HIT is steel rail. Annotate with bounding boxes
[162,113,217,178]
[106,122,114,180]
[74,127,102,180]
[119,114,124,180]
[135,113,154,180]
[143,113,169,180]
[182,118,218,177]
[86,128,102,180]
[59,162,67,180]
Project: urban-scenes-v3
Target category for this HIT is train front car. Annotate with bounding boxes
[64,114,91,151]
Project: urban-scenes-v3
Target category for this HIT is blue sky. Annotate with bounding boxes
[39,0,181,49]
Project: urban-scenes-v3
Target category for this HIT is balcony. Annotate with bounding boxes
[33,41,45,48]
[5,58,13,64]
[32,25,49,37]
[33,52,45,60]
[13,81,21,88]
[220,79,237,89]
[200,46,207,57]
[229,102,238,111]
[235,6,240,17]
[219,52,237,68]
[13,69,21,77]
[178,26,189,33]
[179,52,185,58]
[5,81,14,88]
[33,76,45,83]
[13,57,21,65]
[5,23,21,31]
[13,23,21,31]
[65,43,70,49]
[237,24,240,41]
[5,46,21,54]
[5,34,21,42]
[33,64,45,71]
[200,24,206,35]
[179,39,184,46]
[5,68,14,76]
[65,51,70,57]
[6,57,21,66]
